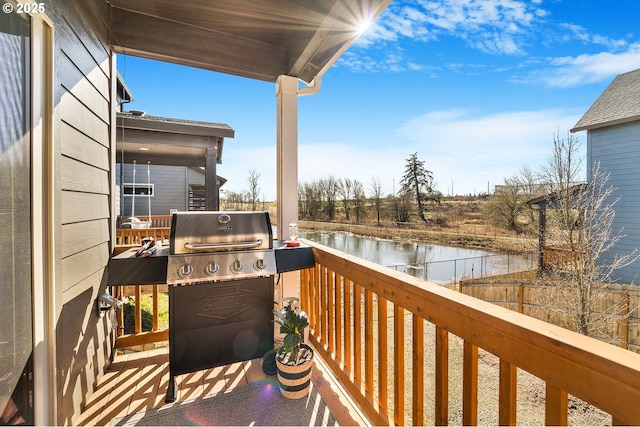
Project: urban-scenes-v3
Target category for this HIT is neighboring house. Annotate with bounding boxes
[115,110,233,216]
[117,164,227,216]
[0,1,388,425]
[571,68,640,285]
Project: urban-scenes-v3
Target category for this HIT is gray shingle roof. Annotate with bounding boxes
[571,68,640,132]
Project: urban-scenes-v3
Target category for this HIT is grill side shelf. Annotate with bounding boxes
[274,240,315,273]
[108,247,169,286]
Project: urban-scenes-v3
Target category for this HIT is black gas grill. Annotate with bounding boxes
[165,211,277,402]
[107,210,316,403]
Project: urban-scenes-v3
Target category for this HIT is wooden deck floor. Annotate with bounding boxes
[75,346,365,426]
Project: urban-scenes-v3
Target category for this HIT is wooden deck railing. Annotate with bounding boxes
[108,238,640,425]
[300,240,640,426]
[114,215,173,248]
[114,227,171,247]
[114,285,168,349]
[117,215,173,228]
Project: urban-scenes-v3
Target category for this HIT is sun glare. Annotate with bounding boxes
[356,15,373,35]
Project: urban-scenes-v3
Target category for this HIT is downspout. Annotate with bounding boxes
[298,75,322,97]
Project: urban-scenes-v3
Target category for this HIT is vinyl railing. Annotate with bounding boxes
[300,240,640,426]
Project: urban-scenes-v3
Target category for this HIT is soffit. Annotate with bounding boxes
[107,0,391,83]
[116,112,233,167]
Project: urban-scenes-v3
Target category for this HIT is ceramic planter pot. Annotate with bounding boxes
[275,343,314,399]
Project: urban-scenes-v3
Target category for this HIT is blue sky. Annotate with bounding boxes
[117,0,640,200]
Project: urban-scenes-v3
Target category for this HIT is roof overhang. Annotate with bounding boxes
[107,0,391,84]
[527,183,589,209]
[571,115,640,133]
[116,112,234,167]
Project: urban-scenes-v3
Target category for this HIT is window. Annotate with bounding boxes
[123,183,154,196]
[188,185,206,210]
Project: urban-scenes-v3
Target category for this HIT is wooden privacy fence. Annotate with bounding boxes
[300,240,640,426]
[459,276,640,353]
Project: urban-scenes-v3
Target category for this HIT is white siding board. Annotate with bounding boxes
[58,92,109,145]
[60,121,109,170]
[61,156,109,194]
[61,191,110,224]
[60,244,110,296]
[59,51,109,119]
[61,219,110,259]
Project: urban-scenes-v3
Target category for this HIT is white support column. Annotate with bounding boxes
[275,75,300,304]
[276,75,299,240]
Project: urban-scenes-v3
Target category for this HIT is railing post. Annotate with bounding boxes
[412,315,424,426]
[152,285,159,331]
[364,290,374,399]
[335,273,343,361]
[354,284,363,389]
[344,279,353,375]
[463,341,478,426]
[394,304,405,426]
[435,326,448,426]
[134,285,142,334]
[328,270,335,351]
[499,360,517,426]
[378,297,388,413]
[545,384,568,426]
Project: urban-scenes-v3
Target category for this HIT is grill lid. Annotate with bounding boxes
[167,211,276,284]
[169,211,273,255]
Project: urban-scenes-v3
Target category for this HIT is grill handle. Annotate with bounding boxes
[183,240,263,251]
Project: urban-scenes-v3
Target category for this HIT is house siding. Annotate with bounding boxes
[588,121,640,284]
[117,164,205,215]
[48,0,115,424]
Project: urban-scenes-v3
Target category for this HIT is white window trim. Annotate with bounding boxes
[123,183,155,196]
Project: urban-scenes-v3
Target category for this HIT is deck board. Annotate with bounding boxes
[75,346,367,426]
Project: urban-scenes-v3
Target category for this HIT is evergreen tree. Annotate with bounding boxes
[400,152,438,223]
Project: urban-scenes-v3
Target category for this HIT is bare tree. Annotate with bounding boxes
[339,178,353,221]
[370,176,384,224]
[352,179,366,224]
[390,192,412,223]
[247,169,261,211]
[320,176,339,221]
[537,131,639,336]
[485,175,529,233]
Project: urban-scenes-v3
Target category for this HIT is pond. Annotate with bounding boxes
[300,230,535,285]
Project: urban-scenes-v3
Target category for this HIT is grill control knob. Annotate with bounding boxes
[254,259,267,271]
[230,259,244,273]
[204,262,219,275]
[177,263,193,278]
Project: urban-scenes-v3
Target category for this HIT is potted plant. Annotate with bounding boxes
[272,300,314,399]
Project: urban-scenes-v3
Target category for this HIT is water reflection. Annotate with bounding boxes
[301,231,534,285]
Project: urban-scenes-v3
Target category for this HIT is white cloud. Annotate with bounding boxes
[222,108,586,200]
[519,42,640,87]
[361,0,544,54]
[395,108,585,195]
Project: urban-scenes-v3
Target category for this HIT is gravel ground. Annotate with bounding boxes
[373,312,611,426]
